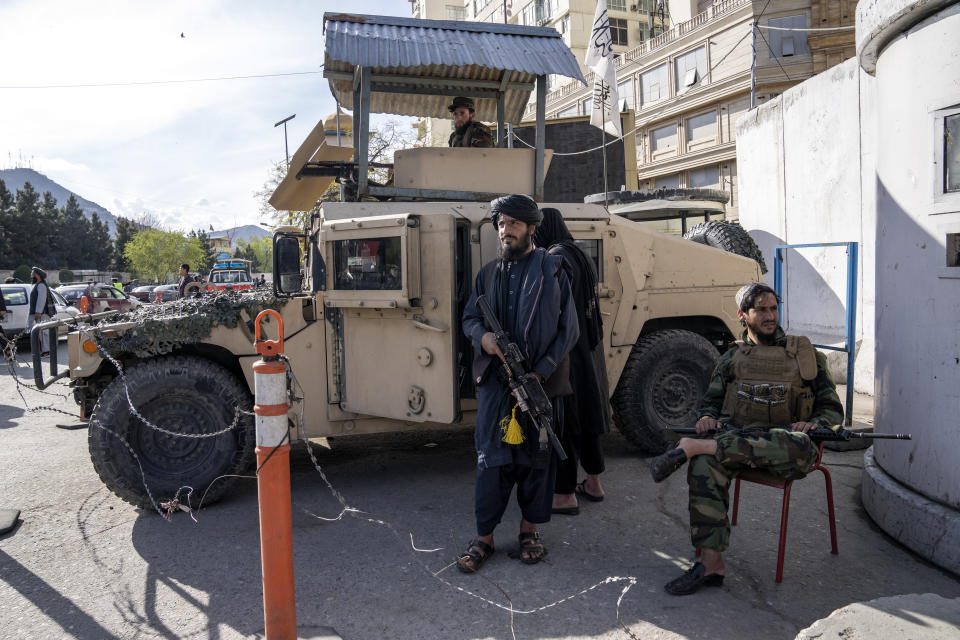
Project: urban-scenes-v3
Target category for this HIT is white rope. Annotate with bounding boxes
[512,124,640,156]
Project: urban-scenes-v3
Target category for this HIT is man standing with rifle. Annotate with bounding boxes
[457,194,579,572]
[650,282,844,595]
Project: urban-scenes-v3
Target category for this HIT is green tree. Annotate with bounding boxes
[234,236,272,273]
[38,191,61,266]
[8,182,40,267]
[89,213,113,270]
[124,228,205,283]
[0,179,13,266]
[57,195,90,269]
[188,229,217,273]
[13,265,31,282]
[112,217,139,271]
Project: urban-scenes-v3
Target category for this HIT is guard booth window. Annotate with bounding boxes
[333,237,403,290]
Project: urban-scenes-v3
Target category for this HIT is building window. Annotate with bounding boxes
[610,18,628,46]
[640,64,668,106]
[446,5,466,20]
[675,46,707,93]
[609,0,627,11]
[558,104,578,118]
[618,78,635,110]
[768,15,809,58]
[689,165,720,189]
[686,110,718,150]
[650,123,678,159]
[581,97,591,115]
[945,113,960,193]
[655,174,681,189]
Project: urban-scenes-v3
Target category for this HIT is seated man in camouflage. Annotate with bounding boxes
[650,282,843,595]
[448,97,494,148]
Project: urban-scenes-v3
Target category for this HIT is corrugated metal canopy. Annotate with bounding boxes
[323,13,586,123]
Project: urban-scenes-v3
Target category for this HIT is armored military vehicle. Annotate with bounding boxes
[33,14,761,508]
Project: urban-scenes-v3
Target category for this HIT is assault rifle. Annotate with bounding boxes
[475,294,566,461]
[670,423,912,442]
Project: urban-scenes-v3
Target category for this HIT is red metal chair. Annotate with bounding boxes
[730,442,838,582]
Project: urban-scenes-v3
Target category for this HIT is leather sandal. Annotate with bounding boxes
[517,531,547,565]
[650,448,688,483]
[664,562,724,595]
[575,480,604,502]
[456,538,494,573]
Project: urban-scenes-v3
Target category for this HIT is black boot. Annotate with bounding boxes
[649,447,688,482]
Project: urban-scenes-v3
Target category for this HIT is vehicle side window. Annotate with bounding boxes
[333,236,402,291]
[51,290,67,306]
[573,239,602,280]
[109,288,125,299]
[92,287,109,299]
[1,287,28,306]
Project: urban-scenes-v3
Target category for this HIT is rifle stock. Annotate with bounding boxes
[476,294,567,460]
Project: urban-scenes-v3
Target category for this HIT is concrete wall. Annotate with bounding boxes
[868,2,960,506]
[735,56,877,395]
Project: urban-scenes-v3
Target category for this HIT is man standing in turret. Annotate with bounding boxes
[650,282,843,595]
[448,97,494,148]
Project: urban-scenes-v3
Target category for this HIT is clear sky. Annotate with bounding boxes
[0,0,414,232]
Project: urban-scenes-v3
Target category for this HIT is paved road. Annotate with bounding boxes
[1,341,958,639]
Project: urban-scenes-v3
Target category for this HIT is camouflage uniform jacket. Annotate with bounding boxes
[448,120,494,148]
[697,327,843,427]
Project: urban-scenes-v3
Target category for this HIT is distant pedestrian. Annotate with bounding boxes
[28,267,55,357]
[177,263,195,299]
[112,278,123,291]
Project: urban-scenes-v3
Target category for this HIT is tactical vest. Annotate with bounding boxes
[720,335,818,427]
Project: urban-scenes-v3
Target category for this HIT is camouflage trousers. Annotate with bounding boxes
[687,429,819,551]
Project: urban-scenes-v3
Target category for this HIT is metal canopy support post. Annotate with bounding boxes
[357,67,371,198]
[535,75,546,201]
[773,241,859,426]
[497,70,511,147]
[352,70,361,154]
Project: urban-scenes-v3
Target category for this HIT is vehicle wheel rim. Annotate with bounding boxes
[134,394,228,476]
[651,366,701,423]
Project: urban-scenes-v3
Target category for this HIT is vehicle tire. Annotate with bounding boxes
[88,356,256,509]
[183,281,203,297]
[683,220,768,274]
[611,329,719,454]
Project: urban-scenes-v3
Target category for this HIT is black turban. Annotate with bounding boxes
[490,194,542,227]
[31,267,46,279]
[533,208,573,248]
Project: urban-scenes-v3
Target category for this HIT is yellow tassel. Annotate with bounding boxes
[500,404,525,444]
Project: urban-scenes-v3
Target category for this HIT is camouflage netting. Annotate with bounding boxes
[90,290,290,359]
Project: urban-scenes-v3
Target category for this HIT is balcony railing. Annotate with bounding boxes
[533,0,751,114]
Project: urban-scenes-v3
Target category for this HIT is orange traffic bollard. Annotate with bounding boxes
[154,289,162,304]
[252,309,296,639]
[80,295,89,314]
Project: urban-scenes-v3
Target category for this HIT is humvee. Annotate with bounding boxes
[34,14,761,508]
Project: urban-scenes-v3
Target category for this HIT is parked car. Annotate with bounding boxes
[0,284,80,338]
[153,284,179,302]
[57,283,140,314]
[129,285,159,302]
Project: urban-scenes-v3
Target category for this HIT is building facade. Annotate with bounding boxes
[409,1,856,220]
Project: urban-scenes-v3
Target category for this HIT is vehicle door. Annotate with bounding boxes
[321,212,461,423]
[0,285,28,333]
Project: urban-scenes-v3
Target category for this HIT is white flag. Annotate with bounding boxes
[585,0,622,137]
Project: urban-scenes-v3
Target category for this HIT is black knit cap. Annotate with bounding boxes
[490,194,542,227]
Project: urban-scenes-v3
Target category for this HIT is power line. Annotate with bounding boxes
[754,23,792,82]
[0,69,324,90]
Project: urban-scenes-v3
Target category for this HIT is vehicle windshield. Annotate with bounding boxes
[211,270,249,284]
[1,286,27,306]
